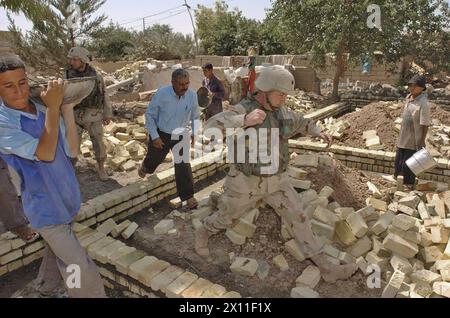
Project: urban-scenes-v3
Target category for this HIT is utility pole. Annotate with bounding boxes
[183,0,199,55]
[143,17,146,32]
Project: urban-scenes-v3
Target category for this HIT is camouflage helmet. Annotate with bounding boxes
[67,47,92,64]
[255,65,295,95]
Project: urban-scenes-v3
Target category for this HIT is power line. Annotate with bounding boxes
[124,9,186,32]
[118,5,184,26]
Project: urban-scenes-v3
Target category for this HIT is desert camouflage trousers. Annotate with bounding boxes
[74,108,106,162]
[203,166,324,257]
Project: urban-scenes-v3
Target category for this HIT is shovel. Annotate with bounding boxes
[29,76,97,107]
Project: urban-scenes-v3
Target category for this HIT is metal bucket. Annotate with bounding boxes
[406,148,437,176]
[197,87,211,109]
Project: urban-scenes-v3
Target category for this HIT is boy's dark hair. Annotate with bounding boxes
[202,63,213,70]
[0,54,26,73]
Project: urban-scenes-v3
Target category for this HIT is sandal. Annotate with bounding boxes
[12,225,41,243]
[138,165,148,179]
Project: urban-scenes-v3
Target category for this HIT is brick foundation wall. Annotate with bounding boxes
[289,140,450,184]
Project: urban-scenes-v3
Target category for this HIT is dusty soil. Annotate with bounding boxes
[306,159,392,210]
[75,158,173,202]
[336,101,450,152]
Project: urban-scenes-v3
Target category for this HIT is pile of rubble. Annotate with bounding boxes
[429,85,450,102]
[428,122,450,158]
[288,153,449,298]
[286,91,321,113]
[363,130,384,150]
[158,152,450,298]
[113,61,148,81]
[79,113,156,172]
[316,101,450,153]
[341,83,402,99]
[317,117,350,140]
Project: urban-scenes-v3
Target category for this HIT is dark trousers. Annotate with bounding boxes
[0,160,28,231]
[142,130,194,201]
[394,148,417,185]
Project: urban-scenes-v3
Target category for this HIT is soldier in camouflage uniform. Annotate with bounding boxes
[195,66,358,282]
[66,47,113,181]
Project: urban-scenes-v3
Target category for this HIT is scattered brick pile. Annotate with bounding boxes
[290,153,450,298]
[179,152,450,298]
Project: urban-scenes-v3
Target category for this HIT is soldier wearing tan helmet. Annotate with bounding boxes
[66,47,113,181]
[195,65,358,283]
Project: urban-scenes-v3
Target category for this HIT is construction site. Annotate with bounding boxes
[0,0,449,301]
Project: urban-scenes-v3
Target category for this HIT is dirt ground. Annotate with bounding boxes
[336,101,450,152]
[75,158,173,202]
[306,159,392,210]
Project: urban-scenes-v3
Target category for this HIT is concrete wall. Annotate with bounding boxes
[193,54,404,87]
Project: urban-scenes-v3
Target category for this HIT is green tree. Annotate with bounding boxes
[195,1,286,56]
[7,0,107,74]
[88,23,134,61]
[269,0,450,99]
[0,0,51,21]
[131,24,194,60]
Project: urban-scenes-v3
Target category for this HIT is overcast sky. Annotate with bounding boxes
[0,0,273,34]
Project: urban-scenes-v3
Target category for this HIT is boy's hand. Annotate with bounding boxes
[40,79,66,110]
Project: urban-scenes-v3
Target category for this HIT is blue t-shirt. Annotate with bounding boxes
[0,100,81,229]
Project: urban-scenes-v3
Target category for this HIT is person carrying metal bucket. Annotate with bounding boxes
[394,75,431,189]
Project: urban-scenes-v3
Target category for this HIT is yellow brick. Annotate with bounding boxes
[150,265,185,292]
[0,249,23,266]
[181,278,214,298]
[140,260,171,287]
[165,272,198,298]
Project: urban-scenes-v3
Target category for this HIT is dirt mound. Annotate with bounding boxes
[306,159,391,209]
[336,101,450,152]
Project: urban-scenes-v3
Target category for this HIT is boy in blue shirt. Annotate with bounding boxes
[0,54,105,298]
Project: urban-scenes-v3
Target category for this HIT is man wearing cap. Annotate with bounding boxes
[202,63,225,121]
[194,65,358,283]
[394,75,431,188]
[66,47,113,181]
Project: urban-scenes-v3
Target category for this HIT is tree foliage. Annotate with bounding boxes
[195,0,286,56]
[87,22,134,61]
[130,24,195,60]
[7,0,107,74]
[268,0,450,98]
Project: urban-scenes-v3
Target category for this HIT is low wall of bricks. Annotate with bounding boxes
[289,139,450,183]
[0,152,235,298]
[341,97,450,111]
[304,102,350,121]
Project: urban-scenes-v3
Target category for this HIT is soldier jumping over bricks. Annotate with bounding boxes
[194,65,358,283]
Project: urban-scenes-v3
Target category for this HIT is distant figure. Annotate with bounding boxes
[202,63,225,120]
